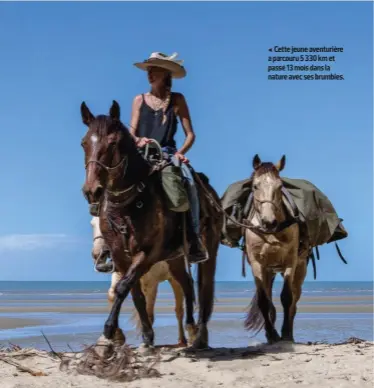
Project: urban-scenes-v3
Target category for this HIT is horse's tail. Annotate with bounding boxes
[244,290,265,335]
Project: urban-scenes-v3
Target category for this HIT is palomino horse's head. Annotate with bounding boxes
[80,100,133,214]
[251,154,286,231]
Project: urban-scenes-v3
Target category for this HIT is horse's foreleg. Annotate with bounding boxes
[108,272,122,306]
[280,267,295,341]
[193,236,219,349]
[255,268,281,344]
[288,259,307,342]
[131,280,155,347]
[266,274,277,326]
[169,278,188,346]
[103,252,147,340]
[168,263,197,345]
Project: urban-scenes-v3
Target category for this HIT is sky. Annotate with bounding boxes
[0,1,372,282]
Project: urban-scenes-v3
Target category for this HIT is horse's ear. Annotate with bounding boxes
[253,154,261,170]
[81,102,94,126]
[276,155,286,171]
[109,100,120,120]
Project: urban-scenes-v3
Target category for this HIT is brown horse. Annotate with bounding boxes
[80,100,223,350]
[243,155,309,344]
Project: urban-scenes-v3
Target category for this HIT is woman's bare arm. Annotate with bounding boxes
[129,94,143,141]
[175,93,196,155]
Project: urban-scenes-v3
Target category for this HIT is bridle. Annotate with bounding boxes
[249,186,299,233]
[84,154,129,211]
[253,196,283,213]
[85,155,128,173]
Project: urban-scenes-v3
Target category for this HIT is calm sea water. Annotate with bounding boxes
[0,280,372,298]
[0,281,372,350]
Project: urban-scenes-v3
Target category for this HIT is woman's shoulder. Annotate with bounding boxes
[172,92,187,104]
[132,93,145,108]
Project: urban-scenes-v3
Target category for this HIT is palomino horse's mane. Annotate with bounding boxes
[250,162,280,180]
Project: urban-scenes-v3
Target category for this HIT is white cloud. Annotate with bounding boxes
[0,234,81,252]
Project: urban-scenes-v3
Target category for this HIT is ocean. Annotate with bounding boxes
[0,281,372,351]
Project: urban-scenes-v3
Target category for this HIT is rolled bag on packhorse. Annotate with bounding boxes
[220,175,348,277]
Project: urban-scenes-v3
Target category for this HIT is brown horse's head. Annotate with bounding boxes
[80,100,133,211]
[251,154,286,230]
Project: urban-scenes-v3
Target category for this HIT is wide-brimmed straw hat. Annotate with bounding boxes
[133,52,186,79]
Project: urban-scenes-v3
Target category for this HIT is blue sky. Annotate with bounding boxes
[0,2,372,281]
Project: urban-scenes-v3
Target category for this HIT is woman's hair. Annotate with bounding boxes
[164,72,172,91]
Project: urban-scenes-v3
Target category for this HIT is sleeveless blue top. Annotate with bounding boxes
[137,93,178,150]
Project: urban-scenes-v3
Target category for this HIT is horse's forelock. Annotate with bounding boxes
[251,162,280,180]
[90,115,130,138]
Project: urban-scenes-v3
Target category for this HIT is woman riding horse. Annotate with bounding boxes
[130,52,207,264]
[96,52,207,272]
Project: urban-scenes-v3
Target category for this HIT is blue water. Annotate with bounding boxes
[0,280,372,298]
[0,281,372,350]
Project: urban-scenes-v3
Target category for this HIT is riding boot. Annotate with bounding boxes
[185,210,209,264]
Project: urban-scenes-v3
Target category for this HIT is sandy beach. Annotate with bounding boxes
[0,338,372,388]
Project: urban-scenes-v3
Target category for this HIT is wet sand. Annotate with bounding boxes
[0,317,54,330]
[0,298,372,314]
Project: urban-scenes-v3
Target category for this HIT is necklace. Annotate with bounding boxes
[148,92,171,123]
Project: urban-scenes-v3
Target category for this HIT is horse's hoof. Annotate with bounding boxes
[191,339,210,351]
[137,343,155,356]
[186,324,198,345]
[281,336,295,343]
[176,339,188,348]
[113,328,126,346]
[94,335,114,358]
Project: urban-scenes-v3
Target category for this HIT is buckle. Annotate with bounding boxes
[137,182,145,192]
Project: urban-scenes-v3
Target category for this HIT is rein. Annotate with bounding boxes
[85,155,128,172]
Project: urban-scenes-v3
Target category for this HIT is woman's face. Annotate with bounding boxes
[147,66,169,89]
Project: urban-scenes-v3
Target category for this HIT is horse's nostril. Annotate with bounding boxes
[93,186,104,201]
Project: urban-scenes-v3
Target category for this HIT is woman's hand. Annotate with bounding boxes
[174,152,189,164]
[136,137,152,148]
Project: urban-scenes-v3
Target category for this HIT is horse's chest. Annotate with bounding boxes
[249,235,291,270]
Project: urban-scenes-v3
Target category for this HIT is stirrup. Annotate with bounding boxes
[94,256,115,273]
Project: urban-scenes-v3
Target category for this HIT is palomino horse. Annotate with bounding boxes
[90,216,193,346]
[81,100,222,350]
[243,155,309,343]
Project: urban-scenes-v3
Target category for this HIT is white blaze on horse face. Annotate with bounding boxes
[86,134,100,190]
[91,134,98,145]
[253,173,282,226]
